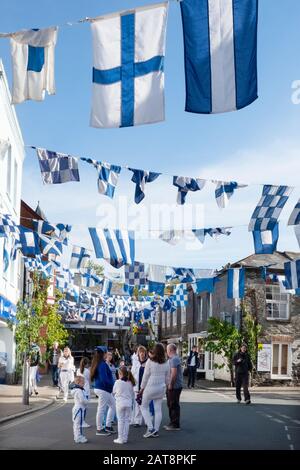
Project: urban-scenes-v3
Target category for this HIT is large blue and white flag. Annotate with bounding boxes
[180,0,258,114]
[284,259,300,290]
[36,148,80,184]
[252,223,279,254]
[125,261,147,286]
[227,267,245,299]
[81,158,121,198]
[18,227,41,257]
[249,185,293,231]
[214,181,247,208]
[89,228,135,268]
[171,268,195,283]
[0,213,20,238]
[32,220,71,244]
[70,246,91,269]
[128,168,161,204]
[10,27,58,104]
[90,2,168,128]
[288,199,300,226]
[174,284,188,307]
[38,234,63,257]
[173,176,206,205]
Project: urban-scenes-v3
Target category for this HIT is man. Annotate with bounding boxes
[28,343,40,396]
[233,343,253,405]
[165,343,183,431]
[48,341,61,387]
[187,345,199,388]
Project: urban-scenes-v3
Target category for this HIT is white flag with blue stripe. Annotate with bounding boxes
[252,223,279,255]
[90,2,168,128]
[180,0,258,114]
[227,267,245,299]
[89,228,135,268]
[70,246,91,269]
[284,259,300,291]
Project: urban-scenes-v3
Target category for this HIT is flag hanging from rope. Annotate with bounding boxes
[227,267,245,299]
[70,246,91,269]
[173,176,206,204]
[128,168,161,204]
[174,284,188,307]
[36,148,80,184]
[249,185,293,231]
[81,158,121,198]
[90,2,168,128]
[125,261,147,286]
[89,228,135,268]
[284,259,300,290]
[252,223,279,255]
[180,0,258,114]
[214,181,247,208]
[288,199,300,226]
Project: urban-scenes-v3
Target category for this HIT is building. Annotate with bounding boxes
[0,60,25,383]
[159,251,300,385]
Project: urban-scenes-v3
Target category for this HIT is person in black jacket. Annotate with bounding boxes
[187,346,200,388]
[233,344,253,404]
[28,343,41,396]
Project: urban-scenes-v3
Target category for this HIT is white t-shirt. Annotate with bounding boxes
[113,379,135,408]
[190,355,196,367]
[59,356,74,371]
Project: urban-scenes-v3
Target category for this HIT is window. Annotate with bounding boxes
[167,311,171,328]
[208,352,214,370]
[266,285,289,320]
[181,306,186,325]
[272,343,290,378]
[197,294,211,323]
[197,297,203,322]
[173,309,177,327]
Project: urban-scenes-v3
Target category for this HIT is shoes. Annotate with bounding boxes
[245,400,251,405]
[164,425,181,431]
[143,429,157,438]
[82,422,91,428]
[74,436,88,444]
[151,431,159,437]
[106,426,117,434]
[113,438,125,444]
[237,400,241,403]
[96,428,111,436]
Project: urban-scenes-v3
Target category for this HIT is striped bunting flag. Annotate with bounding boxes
[89,228,135,268]
[284,260,300,291]
[227,267,245,299]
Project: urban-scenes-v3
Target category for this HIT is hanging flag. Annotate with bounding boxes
[10,27,58,104]
[204,227,232,239]
[159,230,186,245]
[284,260,300,290]
[17,227,40,256]
[214,181,247,208]
[81,271,102,288]
[180,0,258,114]
[36,148,80,184]
[174,284,188,307]
[173,176,206,205]
[128,168,161,204]
[288,199,300,226]
[252,223,279,254]
[32,220,55,237]
[248,185,293,231]
[89,228,135,268]
[81,158,121,198]
[171,268,195,283]
[90,2,168,128]
[0,213,20,238]
[125,261,146,286]
[70,246,91,269]
[55,224,72,244]
[227,267,245,299]
[295,226,300,248]
[161,296,176,313]
[195,277,218,294]
[38,234,63,257]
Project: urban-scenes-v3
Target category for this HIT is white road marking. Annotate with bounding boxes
[285,425,288,431]
[287,434,291,440]
[290,444,294,451]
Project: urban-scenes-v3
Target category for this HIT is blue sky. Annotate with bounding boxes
[1,0,300,271]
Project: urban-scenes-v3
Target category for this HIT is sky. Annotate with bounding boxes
[1,0,300,272]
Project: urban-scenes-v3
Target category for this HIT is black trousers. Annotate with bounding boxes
[166,388,182,428]
[188,366,197,387]
[235,373,250,401]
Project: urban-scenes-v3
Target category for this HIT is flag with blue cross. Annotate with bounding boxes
[90,2,168,128]
[70,245,91,269]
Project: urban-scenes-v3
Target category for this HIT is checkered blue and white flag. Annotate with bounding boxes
[36,148,80,184]
[0,213,20,238]
[89,228,135,268]
[248,185,293,231]
[128,168,161,204]
[81,158,121,198]
[90,2,168,128]
[174,284,188,307]
[288,199,300,226]
[70,246,91,269]
[214,181,247,208]
[125,261,147,286]
[227,268,245,299]
[173,176,206,205]
[284,259,300,290]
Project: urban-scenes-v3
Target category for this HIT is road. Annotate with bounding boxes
[0,388,299,450]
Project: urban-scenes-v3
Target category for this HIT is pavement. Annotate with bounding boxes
[0,379,299,450]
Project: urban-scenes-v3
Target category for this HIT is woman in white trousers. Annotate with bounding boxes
[58,347,75,402]
[131,345,148,426]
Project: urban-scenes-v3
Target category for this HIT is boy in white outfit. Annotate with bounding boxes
[71,376,88,444]
[112,366,135,444]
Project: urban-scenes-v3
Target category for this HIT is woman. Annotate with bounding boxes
[139,343,170,438]
[58,347,75,402]
[131,345,148,427]
[106,351,117,383]
[90,346,116,436]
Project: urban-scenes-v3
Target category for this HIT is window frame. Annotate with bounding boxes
[266,284,290,321]
[271,342,291,379]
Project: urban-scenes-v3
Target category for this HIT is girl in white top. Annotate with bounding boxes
[112,366,135,444]
[139,343,170,438]
[76,357,91,428]
[71,376,88,444]
[58,347,75,402]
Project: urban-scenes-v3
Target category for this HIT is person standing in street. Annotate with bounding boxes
[187,345,199,389]
[131,345,148,427]
[58,347,75,402]
[48,341,61,387]
[71,376,88,444]
[112,366,135,444]
[28,343,40,396]
[233,343,253,404]
[165,343,183,431]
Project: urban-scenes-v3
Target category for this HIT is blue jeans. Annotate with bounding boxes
[51,365,59,386]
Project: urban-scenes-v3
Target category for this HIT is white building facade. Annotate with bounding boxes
[0,60,25,383]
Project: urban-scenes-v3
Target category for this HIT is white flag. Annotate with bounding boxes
[90,2,168,128]
[10,27,58,104]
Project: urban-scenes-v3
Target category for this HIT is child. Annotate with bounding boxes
[76,357,91,428]
[71,376,88,444]
[112,366,135,444]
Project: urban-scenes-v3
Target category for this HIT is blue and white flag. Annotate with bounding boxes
[171,268,195,283]
[81,158,121,198]
[173,176,206,205]
[81,271,102,288]
[288,199,300,226]
[89,228,135,268]
[38,234,63,257]
[214,181,247,208]
[204,227,232,239]
[10,27,58,104]
[125,261,147,286]
[249,185,293,231]
[161,296,176,313]
[70,246,91,269]
[148,281,165,297]
[295,225,300,248]
[102,279,113,297]
[252,223,279,254]
[90,2,168,128]
[18,227,41,256]
[174,284,188,307]
[36,148,80,185]
[180,0,258,114]
[284,259,300,290]
[128,168,161,204]
[0,213,20,238]
[227,267,245,299]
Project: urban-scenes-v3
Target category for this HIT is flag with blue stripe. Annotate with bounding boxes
[214,181,247,208]
[18,227,41,256]
[288,199,300,226]
[180,0,258,114]
[252,223,279,254]
[227,268,245,299]
[128,168,161,204]
[284,259,300,291]
[70,246,91,269]
[90,2,168,128]
[89,228,135,268]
